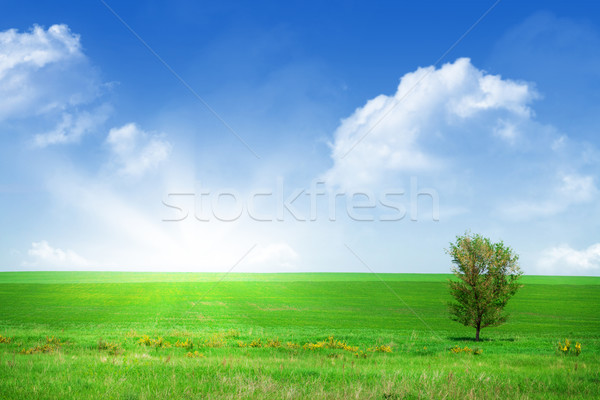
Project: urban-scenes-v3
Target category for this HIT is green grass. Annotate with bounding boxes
[0,272,598,399]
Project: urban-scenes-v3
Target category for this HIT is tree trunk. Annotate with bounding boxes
[475,322,481,342]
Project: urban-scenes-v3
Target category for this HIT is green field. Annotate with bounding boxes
[0,272,598,399]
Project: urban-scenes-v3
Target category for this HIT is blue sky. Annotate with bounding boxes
[1,0,599,275]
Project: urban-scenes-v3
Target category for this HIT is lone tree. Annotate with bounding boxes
[447,232,522,341]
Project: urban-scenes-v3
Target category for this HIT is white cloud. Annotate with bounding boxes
[245,243,299,269]
[33,105,111,147]
[106,123,172,177]
[324,58,536,189]
[450,72,534,118]
[26,240,89,268]
[0,24,101,121]
[493,119,519,144]
[502,173,596,219]
[537,243,600,274]
[0,24,81,79]
[558,174,596,202]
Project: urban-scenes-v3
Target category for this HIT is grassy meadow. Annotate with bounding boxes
[0,272,598,399]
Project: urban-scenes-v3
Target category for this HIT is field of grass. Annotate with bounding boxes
[0,272,598,399]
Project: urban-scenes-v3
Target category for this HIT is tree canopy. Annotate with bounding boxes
[447,232,522,341]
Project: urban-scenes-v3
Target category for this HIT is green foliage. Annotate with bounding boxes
[447,232,523,340]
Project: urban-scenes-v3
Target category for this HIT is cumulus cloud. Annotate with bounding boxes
[106,123,172,177]
[537,243,600,274]
[26,240,89,268]
[0,24,101,121]
[0,24,81,78]
[449,71,534,118]
[323,58,536,189]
